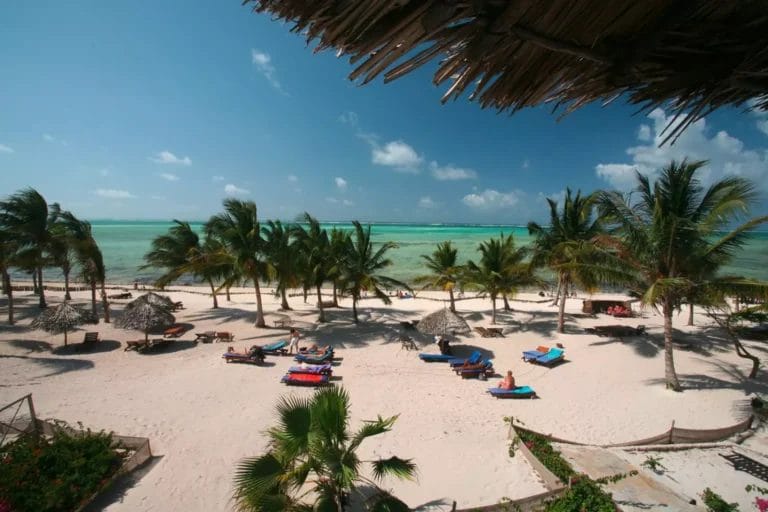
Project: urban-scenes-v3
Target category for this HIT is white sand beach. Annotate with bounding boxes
[1,286,765,510]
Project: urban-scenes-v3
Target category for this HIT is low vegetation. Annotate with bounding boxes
[0,423,124,512]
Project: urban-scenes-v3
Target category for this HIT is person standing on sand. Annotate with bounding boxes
[288,328,301,354]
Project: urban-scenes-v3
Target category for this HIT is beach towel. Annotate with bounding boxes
[280,373,329,386]
[418,353,456,362]
[294,351,333,364]
[288,363,332,375]
[448,350,483,367]
[262,340,289,355]
[487,386,536,399]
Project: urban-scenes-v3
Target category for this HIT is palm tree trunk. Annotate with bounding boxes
[687,303,694,326]
[332,281,339,307]
[253,280,266,327]
[551,277,561,307]
[352,296,358,323]
[64,329,68,346]
[303,286,308,303]
[37,266,46,308]
[707,310,761,379]
[226,285,231,302]
[63,265,71,300]
[662,299,682,391]
[448,288,456,313]
[316,285,325,323]
[557,284,567,334]
[280,287,290,310]
[208,280,219,309]
[491,294,497,324]
[3,270,13,325]
[32,270,38,294]
[100,281,110,323]
[90,280,97,316]
[503,293,511,311]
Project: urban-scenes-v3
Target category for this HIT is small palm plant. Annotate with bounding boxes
[233,386,415,512]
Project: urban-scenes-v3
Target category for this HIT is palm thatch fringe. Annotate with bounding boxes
[244,0,768,144]
[116,301,175,341]
[31,301,91,345]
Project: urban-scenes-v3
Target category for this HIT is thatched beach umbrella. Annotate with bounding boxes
[31,301,91,346]
[116,301,175,342]
[417,308,471,337]
[126,292,174,311]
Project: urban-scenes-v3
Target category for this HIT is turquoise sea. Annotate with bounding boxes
[79,221,768,285]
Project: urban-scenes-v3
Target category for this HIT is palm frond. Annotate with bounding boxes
[370,457,417,482]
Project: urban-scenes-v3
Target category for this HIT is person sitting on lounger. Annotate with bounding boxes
[498,371,515,390]
[227,345,265,363]
[435,336,451,355]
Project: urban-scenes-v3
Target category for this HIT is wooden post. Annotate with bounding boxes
[669,420,675,444]
[451,501,456,512]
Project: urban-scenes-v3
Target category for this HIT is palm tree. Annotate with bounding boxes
[528,189,619,333]
[465,233,529,324]
[262,220,300,311]
[295,214,331,322]
[59,213,111,323]
[598,160,768,391]
[337,221,407,323]
[0,230,17,324]
[328,227,351,307]
[415,241,462,312]
[233,386,415,512]
[0,188,55,308]
[206,199,268,327]
[49,205,85,301]
[143,221,224,309]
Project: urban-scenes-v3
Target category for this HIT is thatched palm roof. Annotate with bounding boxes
[126,292,174,311]
[31,301,90,346]
[116,302,175,341]
[244,0,768,143]
[417,308,471,336]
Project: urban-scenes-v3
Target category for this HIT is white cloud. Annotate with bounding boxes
[94,188,135,199]
[160,172,179,181]
[595,108,768,191]
[212,175,225,182]
[99,168,110,177]
[287,174,298,182]
[326,197,352,206]
[150,150,191,166]
[251,49,285,94]
[342,199,354,206]
[338,111,358,126]
[372,140,422,171]
[325,197,339,204]
[0,144,14,153]
[522,159,530,170]
[418,196,437,209]
[335,177,347,190]
[429,161,477,181]
[462,189,522,209]
[151,195,167,201]
[42,133,67,146]
[224,184,249,196]
[637,124,651,141]
[758,119,768,137]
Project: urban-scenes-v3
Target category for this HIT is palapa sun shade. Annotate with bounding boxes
[125,292,174,311]
[244,0,768,144]
[31,301,91,346]
[417,308,471,337]
[116,301,176,342]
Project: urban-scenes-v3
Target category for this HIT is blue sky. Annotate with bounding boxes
[1,1,767,225]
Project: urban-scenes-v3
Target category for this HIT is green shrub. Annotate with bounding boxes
[546,479,616,512]
[0,424,124,512]
[516,429,575,482]
[701,488,739,512]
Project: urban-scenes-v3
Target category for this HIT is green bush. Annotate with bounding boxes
[516,429,575,482]
[546,479,617,512]
[701,488,739,512]
[0,424,124,512]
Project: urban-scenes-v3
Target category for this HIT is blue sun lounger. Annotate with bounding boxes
[487,386,537,399]
[262,340,288,355]
[448,350,483,367]
[456,360,494,379]
[294,350,333,364]
[525,347,565,366]
[418,353,455,362]
[522,347,549,361]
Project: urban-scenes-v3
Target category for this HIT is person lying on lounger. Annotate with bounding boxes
[498,371,515,390]
[227,345,265,363]
[301,344,330,355]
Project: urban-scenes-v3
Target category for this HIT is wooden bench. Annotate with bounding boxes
[215,332,234,343]
[83,332,100,343]
[125,340,149,352]
[274,318,291,328]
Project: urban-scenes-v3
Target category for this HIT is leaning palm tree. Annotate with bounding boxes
[0,188,55,308]
[206,199,268,327]
[528,189,621,333]
[328,227,351,307]
[598,159,768,391]
[233,386,415,512]
[336,221,408,323]
[465,233,528,324]
[415,241,462,312]
[262,220,300,311]
[295,213,332,322]
[0,230,17,324]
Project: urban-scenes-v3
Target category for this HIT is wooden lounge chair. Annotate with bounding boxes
[83,332,100,343]
[163,325,186,338]
[125,340,149,352]
[215,332,234,343]
[399,335,417,351]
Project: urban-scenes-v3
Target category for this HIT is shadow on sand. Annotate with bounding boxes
[0,354,94,378]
